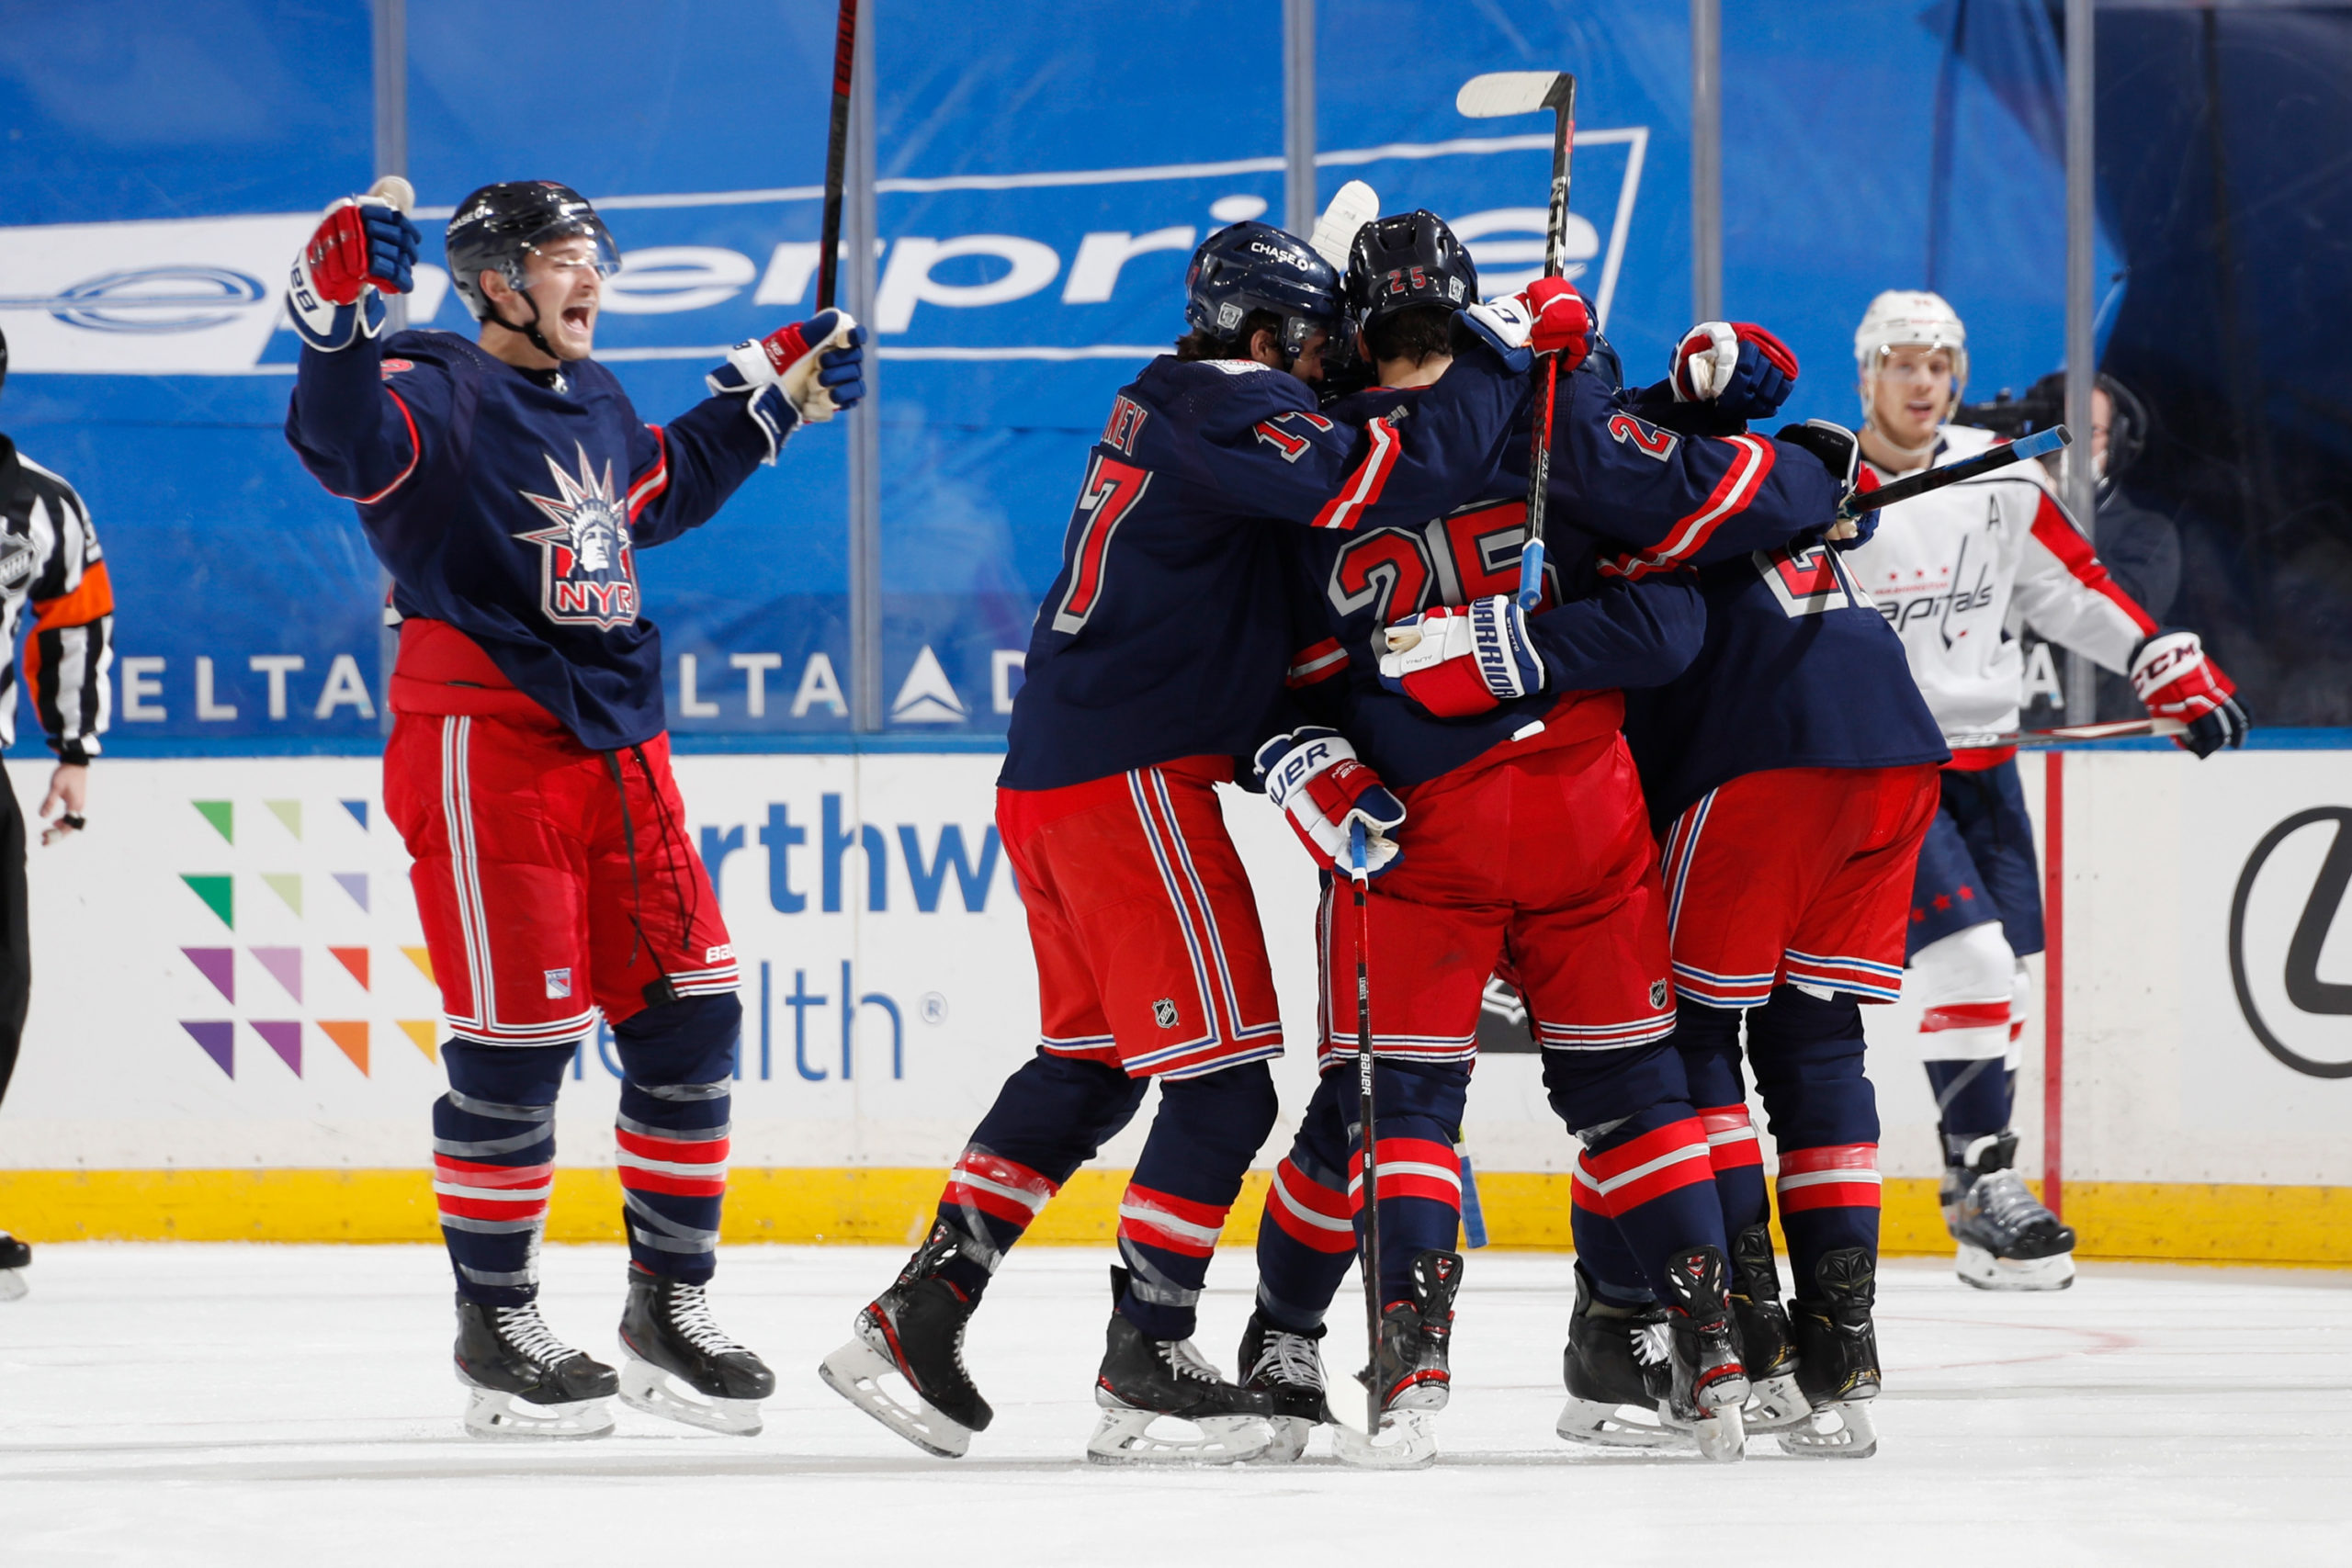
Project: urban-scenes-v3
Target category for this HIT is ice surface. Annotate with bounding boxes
[2,1245,2346,1565]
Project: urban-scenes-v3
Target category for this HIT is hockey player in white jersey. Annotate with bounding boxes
[1840,291,2250,1290]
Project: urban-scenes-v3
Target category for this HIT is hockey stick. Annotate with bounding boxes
[1349,818,1382,1437]
[813,0,860,312]
[1949,716,2184,750]
[1455,1144,1489,1249]
[1457,70,1576,611]
[1839,424,2070,521]
[1308,179,1380,272]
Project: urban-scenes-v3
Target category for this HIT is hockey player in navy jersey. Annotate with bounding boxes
[1551,325,1949,1462]
[1840,291,2249,1292]
[282,181,864,1438]
[1238,213,1860,1464]
[820,220,1550,1466]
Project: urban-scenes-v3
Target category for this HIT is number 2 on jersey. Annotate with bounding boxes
[1050,454,1152,635]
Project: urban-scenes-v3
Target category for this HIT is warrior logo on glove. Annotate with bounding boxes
[515,446,639,630]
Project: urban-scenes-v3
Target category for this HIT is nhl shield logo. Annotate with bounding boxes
[1153,998,1180,1030]
[515,444,641,631]
[1649,978,1670,1010]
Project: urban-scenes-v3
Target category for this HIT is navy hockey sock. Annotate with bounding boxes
[938,1051,1150,1300]
[1747,985,1881,1291]
[1254,1069,1356,1332]
[435,1042,571,1307]
[1924,1057,2015,1160]
[1346,1059,1471,1307]
[1668,999,1770,1234]
[613,995,741,1285]
[1581,1101,1727,1302]
[1116,1060,1279,1341]
[1570,1189,1655,1306]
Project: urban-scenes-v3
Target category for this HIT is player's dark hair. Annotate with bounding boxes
[1175,308,1285,364]
[1366,303,1453,370]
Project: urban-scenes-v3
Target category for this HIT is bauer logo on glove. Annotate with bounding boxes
[1377,595,1545,719]
[1253,727,1407,878]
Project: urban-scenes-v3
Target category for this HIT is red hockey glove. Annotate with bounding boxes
[1253,727,1407,878]
[1520,277,1594,369]
[287,195,419,353]
[1673,321,1797,418]
[2130,630,2251,758]
[1376,596,1545,718]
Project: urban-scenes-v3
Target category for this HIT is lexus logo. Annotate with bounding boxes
[2229,807,2352,1078]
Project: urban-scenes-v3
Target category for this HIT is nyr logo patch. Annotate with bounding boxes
[515,445,640,631]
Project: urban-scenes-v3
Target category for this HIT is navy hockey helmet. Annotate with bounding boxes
[445,181,621,326]
[1183,222,1343,357]
[1343,209,1478,330]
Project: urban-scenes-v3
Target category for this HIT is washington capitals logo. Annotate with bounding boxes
[515,446,640,631]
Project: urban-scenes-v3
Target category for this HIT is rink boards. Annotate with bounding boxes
[1,746,2346,1264]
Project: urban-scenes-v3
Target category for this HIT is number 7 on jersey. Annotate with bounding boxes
[1050,454,1153,635]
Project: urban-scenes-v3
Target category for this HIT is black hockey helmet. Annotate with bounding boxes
[445,181,620,325]
[1183,221,1342,357]
[1343,209,1478,330]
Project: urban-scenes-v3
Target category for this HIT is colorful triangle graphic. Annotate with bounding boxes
[328,945,370,990]
[319,1021,368,1076]
[401,946,435,986]
[397,1020,439,1063]
[249,945,301,1002]
[332,873,369,912]
[265,799,302,840]
[261,874,302,917]
[182,946,234,1003]
[192,800,232,844]
[251,1021,301,1075]
[181,1020,233,1077]
[341,798,369,831]
[182,875,233,930]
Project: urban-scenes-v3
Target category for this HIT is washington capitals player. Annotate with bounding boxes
[820,220,1544,1466]
[1840,291,2249,1291]
[1241,213,1859,1465]
[282,182,864,1438]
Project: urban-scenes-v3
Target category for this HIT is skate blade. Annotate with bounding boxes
[459,1384,615,1440]
[0,1269,26,1303]
[1956,1243,2076,1292]
[1084,1404,1270,1467]
[1742,1371,1812,1431]
[1554,1397,1692,1452]
[1685,1404,1746,1463]
[617,1353,763,1437]
[1332,1409,1437,1470]
[818,1337,972,1459]
[1251,1415,1317,1464]
[1775,1398,1877,1460]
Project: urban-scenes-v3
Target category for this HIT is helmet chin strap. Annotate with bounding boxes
[487,281,579,366]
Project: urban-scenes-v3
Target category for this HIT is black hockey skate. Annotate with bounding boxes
[1237,1307,1332,1462]
[616,1266,775,1436]
[820,1223,994,1458]
[0,1232,28,1302]
[1944,1132,2076,1292]
[1333,1249,1461,1470]
[1727,1224,1808,1432]
[1087,1266,1273,1466]
[1661,1246,1749,1462]
[1783,1246,1881,1460]
[453,1295,618,1438]
[1555,1262,1685,1451]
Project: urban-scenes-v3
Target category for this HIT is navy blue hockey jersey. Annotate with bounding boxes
[1283,369,1847,788]
[284,329,779,750]
[999,344,1525,791]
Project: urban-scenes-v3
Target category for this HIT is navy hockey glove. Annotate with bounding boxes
[1254,727,1407,879]
[1376,595,1544,718]
[707,309,865,462]
[1776,419,1875,542]
[2129,629,2251,758]
[287,195,419,353]
[1673,321,1797,419]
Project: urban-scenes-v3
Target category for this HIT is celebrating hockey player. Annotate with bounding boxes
[282,180,865,1437]
[1840,290,2250,1291]
[819,220,1547,1466]
[0,324,117,1303]
[1243,214,1867,1465]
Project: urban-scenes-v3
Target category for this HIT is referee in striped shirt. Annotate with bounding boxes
[0,324,117,1300]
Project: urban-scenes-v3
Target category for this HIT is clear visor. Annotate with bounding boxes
[519,220,621,282]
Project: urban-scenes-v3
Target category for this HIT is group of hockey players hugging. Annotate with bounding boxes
[277,175,2250,1464]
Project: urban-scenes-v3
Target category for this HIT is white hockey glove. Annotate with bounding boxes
[2129,629,2251,758]
[1254,727,1407,879]
[1377,595,1545,718]
[707,310,867,460]
[287,195,420,353]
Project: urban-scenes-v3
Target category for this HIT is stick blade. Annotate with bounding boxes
[1308,179,1380,271]
[1456,71,1571,118]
